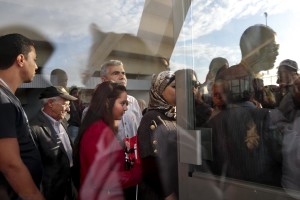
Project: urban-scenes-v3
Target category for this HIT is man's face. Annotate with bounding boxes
[276,66,298,89]
[49,97,70,121]
[292,78,300,105]
[102,65,127,86]
[212,83,227,108]
[255,39,279,72]
[21,46,38,83]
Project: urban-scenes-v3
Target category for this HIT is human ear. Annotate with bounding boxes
[101,77,107,82]
[16,54,25,67]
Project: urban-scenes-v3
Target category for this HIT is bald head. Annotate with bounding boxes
[50,68,68,89]
[240,24,278,73]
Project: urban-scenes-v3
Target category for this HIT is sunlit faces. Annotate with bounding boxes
[276,67,298,88]
[20,46,38,83]
[102,65,127,86]
[192,75,200,94]
[162,80,176,106]
[212,82,227,108]
[255,38,279,72]
[112,91,128,120]
[292,78,300,103]
[261,41,279,68]
[50,98,70,121]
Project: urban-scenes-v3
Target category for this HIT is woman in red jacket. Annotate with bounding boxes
[74,81,141,200]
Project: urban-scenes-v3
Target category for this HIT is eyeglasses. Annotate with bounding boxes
[54,101,70,109]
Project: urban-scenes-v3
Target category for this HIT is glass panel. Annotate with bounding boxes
[171,0,300,198]
[1,0,300,199]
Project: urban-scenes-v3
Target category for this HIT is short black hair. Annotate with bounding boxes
[0,33,35,70]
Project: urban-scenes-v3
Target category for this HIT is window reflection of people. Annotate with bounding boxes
[208,79,230,120]
[50,68,68,89]
[218,24,279,104]
[281,77,300,199]
[277,59,299,121]
[202,57,229,96]
[137,71,177,200]
[186,69,212,127]
[270,77,300,198]
[204,24,282,187]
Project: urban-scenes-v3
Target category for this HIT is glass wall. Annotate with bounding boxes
[173,1,300,199]
[1,0,300,199]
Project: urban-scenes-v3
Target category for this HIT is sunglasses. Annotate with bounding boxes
[192,80,201,88]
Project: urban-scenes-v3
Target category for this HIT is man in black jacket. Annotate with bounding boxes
[30,86,77,200]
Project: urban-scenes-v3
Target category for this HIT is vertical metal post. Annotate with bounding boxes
[264,12,268,26]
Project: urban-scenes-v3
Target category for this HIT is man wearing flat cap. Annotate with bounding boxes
[277,59,299,97]
[30,86,77,200]
[277,59,299,121]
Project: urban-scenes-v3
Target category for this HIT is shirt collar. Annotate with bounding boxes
[41,109,61,127]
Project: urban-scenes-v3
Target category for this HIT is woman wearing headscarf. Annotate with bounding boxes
[137,71,177,200]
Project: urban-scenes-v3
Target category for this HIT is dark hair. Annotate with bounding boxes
[73,81,126,183]
[0,33,35,70]
[69,86,79,95]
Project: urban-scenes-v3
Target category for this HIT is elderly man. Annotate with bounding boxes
[277,59,299,96]
[0,33,44,200]
[277,59,299,121]
[30,86,77,200]
[83,60,142,199]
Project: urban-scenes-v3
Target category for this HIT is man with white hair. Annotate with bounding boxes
[82,60,142,199]
[30,86,78,200]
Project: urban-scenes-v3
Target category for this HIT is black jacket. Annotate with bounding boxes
[30,111,76,200]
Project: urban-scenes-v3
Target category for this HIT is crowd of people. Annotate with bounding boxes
[0,23,300,200]
[193,24,300,199]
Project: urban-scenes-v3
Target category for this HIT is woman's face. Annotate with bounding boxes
[112,91,128,120]
[162,80,176,106]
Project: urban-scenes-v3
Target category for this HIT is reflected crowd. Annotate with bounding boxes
[0,24,300,200]
[194,24,300,199]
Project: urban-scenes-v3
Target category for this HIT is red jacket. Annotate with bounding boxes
[79,120,141,200]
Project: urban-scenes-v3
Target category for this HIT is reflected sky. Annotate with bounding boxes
[171,0,300,85]
[0,0,299,86]
[0,0,144,86]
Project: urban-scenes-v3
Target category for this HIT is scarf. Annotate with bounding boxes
[148,71,176,119]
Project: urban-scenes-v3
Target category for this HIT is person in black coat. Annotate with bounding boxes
[30,86,78,200]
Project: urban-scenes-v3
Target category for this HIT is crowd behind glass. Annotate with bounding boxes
[0,23,300,200]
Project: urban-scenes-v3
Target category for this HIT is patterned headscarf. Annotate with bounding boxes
[148,71,176,119]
